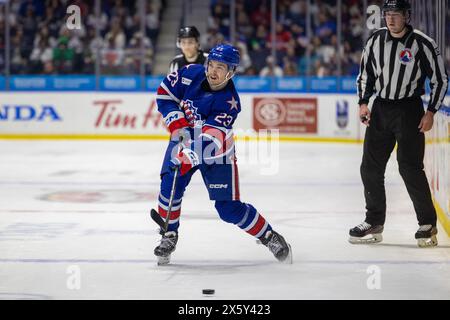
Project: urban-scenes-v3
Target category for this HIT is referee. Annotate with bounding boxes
[349,0,448,247]
[168,26,208,73]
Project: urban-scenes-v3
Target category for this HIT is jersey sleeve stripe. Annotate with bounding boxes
[160,82,181,104]
[156,95,174,101]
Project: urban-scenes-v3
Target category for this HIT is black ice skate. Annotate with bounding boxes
[260,230,293,264]
[349,222,384,244]
[154,230,178,265]
[415,225,438,248]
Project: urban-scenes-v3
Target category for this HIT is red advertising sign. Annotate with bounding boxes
[253,97,318,133]
[93,99,164,130]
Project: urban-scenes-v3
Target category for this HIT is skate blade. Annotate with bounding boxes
[157,255,171,265]
[417,235,438,248]
[348,233,383,244]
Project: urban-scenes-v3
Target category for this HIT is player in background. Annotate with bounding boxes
[152,44,292,264]
[169,26,208,73]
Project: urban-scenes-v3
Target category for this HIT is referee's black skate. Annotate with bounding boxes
[415,225,438,248]
[154,230,178,265]
[260,230,293,264]
[349,222,384,244]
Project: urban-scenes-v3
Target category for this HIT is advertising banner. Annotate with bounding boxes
[0,92,362,140]
[253,97,318,134]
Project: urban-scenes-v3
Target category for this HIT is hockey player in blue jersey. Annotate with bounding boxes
[151,43,292,264]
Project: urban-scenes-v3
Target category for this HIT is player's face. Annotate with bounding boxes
[206,60,230,87]
[179,38,199,59]
[384,10,407,34]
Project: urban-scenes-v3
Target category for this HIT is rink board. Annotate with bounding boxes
[0,92,364,141]
[424,99,450,236]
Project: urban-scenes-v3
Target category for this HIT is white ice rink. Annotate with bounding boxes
[0,139,449,300]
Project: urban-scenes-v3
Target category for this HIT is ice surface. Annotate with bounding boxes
[0,140,448,299]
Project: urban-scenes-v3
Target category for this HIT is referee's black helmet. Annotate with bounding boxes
[178,26,200,40]
[382,0,411,14]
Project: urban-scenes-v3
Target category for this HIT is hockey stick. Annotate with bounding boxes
[150,168,180,233]
[162,163,179,233]
[150,208,164,229]
[150,135,184,233]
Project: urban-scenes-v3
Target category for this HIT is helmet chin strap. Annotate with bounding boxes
[205,69,235,91]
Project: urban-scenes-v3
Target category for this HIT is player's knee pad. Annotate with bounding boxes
[214,200,251,224]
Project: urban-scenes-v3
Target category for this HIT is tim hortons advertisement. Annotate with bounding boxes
[253,97,318,134]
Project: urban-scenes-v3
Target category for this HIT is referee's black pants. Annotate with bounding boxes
[360,96,437,227]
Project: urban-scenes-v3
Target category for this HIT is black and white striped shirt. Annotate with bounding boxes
[168,51,209,73]
[357,25,448,112]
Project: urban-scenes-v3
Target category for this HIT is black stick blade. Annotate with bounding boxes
[150,209,164,228]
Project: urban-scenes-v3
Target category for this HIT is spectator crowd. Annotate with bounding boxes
[0,0,164,75]
[204,0,450,77]
[204,0,377,77]
[1,0,449,77]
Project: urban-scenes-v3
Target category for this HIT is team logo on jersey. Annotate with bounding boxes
[182,99,201,121]
[399,49,413,64]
